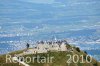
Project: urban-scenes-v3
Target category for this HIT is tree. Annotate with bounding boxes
[26,43,30,49]
[76,47,80,52]
[84,51,87,54]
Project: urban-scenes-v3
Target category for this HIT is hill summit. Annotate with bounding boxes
[0,40,100,66]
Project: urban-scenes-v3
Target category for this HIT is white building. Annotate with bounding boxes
[60,43,67,51]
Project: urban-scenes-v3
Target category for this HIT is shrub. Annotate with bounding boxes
[76,47,80,52]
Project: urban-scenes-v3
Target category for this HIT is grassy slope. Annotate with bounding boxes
[0,50,24,66]
[0,46,100,66]
[24,50,100,66]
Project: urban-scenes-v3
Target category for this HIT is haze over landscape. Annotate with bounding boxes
[0,0,100,61]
